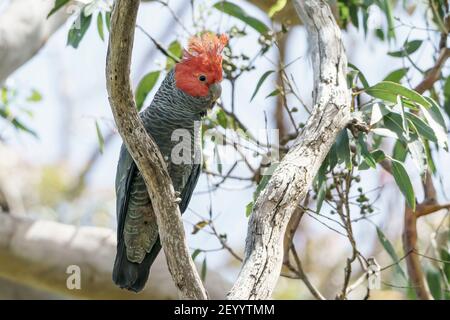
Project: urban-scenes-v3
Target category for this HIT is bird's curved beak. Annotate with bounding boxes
[209,83,222,104]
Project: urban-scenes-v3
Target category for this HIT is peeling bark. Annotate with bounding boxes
[227,0,351,300]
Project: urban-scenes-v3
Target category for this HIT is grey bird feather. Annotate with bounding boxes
[112,70,217,292]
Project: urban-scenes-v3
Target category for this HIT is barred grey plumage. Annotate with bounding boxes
[112,70,216,292]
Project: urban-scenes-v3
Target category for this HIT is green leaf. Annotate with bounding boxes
[390,158,415,211]
[383,68,409,83]
[407,135,426,174]
[105,11,111,32]
[95,120,104,154]
[213,1,269,34]
[27,90,42,102]
[268,0,287,17]
[444,76,450,118]
[359,149,386,170]
[250,70,274,102]
[166,40,183,71]
[383,112,405,139]
[348,63,370,88]
[426,268,443,300]
[370,102,389,126]
[421,97,448,150]
[67,10,92,49]
[265,89,280,99]
[1,87,7,104]
[366,81,431,109]
[316,182,326,213]
[216,109,228,128]
[191,249,201,261]
[192,220,208,235]
[406,112,437,142]
[47,0,70,18]
[393,140,407,162]
[0,109,37,137]
[97,13,104,41]
[201,257,207,281]
[387,40,422,57]
[135,71,160,111]
[255,174,270,199]
[424,139,436,174]
[376,226,407,281]
[358,133,376,168]
[245,201,253,217]
[378,0,396,40]
[335,129,351,169]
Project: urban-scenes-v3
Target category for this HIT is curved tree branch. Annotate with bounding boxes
[0,213,228,299]
[105,0,206,299]
[227,0,351,300]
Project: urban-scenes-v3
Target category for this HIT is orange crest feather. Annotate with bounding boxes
[175,33,228,97]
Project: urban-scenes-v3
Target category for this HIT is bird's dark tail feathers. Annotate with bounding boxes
[112,238,161,292]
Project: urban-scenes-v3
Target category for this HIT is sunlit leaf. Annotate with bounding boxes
[192,220,208,235]
[166,40,183,71]
[268,0,287,17]
[366,81,431,109]
[213,1,270,34]
[383,68,409,83]
[27,90,42,102]
[421,97,448,150]
[97,13,104,41]
[245,201,253,217]
[47,0,70,18]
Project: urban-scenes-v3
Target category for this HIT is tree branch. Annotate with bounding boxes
[227,0,351,299]
[105,0,206,299]
[0,213,228,299]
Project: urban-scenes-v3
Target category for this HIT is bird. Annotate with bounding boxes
[113,33,228,292]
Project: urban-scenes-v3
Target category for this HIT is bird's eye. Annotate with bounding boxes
[198,75,207,82]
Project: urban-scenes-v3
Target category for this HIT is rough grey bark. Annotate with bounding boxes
[0,213,229,299]
[0,0,71,84]
[105,0,207,299]
[227,0,351,299]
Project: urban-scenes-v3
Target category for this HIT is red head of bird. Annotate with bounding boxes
[175,33,228,100]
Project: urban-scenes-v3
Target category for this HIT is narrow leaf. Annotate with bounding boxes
[376,226,407,280]
[250,70,274,102]
[390,158,416,211]
[97,13,104,41]
[213,1,269,34]
[95,120,104,154]
[366,81,431,109]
